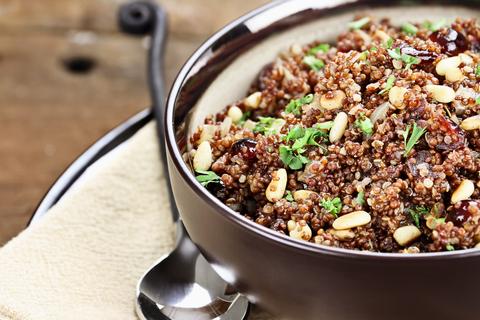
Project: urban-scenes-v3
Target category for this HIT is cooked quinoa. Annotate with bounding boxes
[189,17,480,253]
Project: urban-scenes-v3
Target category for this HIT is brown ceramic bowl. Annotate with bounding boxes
[165,1,480,319]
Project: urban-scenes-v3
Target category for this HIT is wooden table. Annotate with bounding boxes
[0,0,268,245]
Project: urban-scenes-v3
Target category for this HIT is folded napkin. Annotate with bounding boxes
[0,122,274,320]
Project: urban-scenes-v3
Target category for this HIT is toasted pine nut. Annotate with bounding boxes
[435,56,461,76]
[290,44,303,55]
[459,53,473,65]
[220,117,232,137]
[199,124,216,143]
[193,141,213,171]
[374,30,390,42]
[330,229,356,240]
[392,59,403,70]
[244,91,262,109]
[293,190,317,202]
[425,85,455,103]
[287,220,296,232]
[460,115,480,131]
[445,67,465,82]
[266,168,287,202]
[289,220,312,241]
[332,211,371,230]
[393,225,422,246]
[320,90,346,110]
[228,106,243,123]
[451,179,475,204]
[243,119,257,131]
[329,112,349,143]
[388,86,408,108]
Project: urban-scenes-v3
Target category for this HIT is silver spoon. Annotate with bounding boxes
[135,222,250,320]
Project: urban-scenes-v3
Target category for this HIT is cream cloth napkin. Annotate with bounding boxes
[0,122,274,320]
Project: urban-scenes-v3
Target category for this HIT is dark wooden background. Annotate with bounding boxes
[0,0,268,245]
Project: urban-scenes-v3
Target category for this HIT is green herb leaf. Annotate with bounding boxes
[314,121,334,130]
[423,19,446,32]
[238,111,251,125]
[254,117,286,135]
[195,170,221,187]
[436,217,446,224]
[355,113,374,136]
[477,97,480,105]
[402,123,427,157]
[388,48,421,69]
[384,37,394,49]
[356,191,365,206]
[291,127,327,150]
[284,190,294,202]
[285,94,314,115]
[408,205,430,227]
[379,75,396,95]
[320,197,343,217]
[285,126,305,142]
[303,56,325,72]
[370,46,378,52]
[279,145,308,170]
[446,244,455,251]
[402,22,418,36]
[308,43,330,55]
[475,65,480,77]
[348,17,371,30]
[388,48,402,60]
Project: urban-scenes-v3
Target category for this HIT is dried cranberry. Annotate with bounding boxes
[446,200,480,227]
[435,116,465,151]
[429,28,469,56]
[399,45,438,65]
[230,138,257,160]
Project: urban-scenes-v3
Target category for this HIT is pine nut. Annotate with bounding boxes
[332,211,371,230]
[199,124,217,143]
[435,56,461,76]
[392,59,403,70]
[425,85,455,103]
[459,53,473,65]
[393,225,421,246]
[320,90,346,110]
[451,179,475,204]
[293,190,317,202]
[475,242,480,249]
[374,29,390,42]
[243,119,257,131]
[460,115,480,131]
[288,220,312,241]
[266,168,287,202]
[330,229,356,240]
[220,116,232,137]
[445,67,465,82]
[329,112,349,143]
[193,141,213,171]
[290,44,303,56]
[227,106,243,123]
[388,86,408,108]
[244,91,262,109]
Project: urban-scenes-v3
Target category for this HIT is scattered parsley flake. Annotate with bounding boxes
[379,75,396,95]
[238,111,251,125]
[284,190,294,202]
[356,191,365,206]
[388,48,420,70]
[279,145,308,170]
[355,113,374,136]
[370,46,378,52]
[195,170,221,187]
[476,96,480,105]
[402,123,427,157]
[303,55,325,72]
[436,217,446,224]
[475,65,480,77]
[388,48,402,60]
[285,94,314,115]
[402,22,418,36]
[314,121,333,130]
[320,197,343,217]
[385,37,394,49]
[408,206,430,227]
[446,244,455,251]
[348,17,371,30]
[280,126,328,170]
[423,19,446,32]
[308,43,330,55]
[254,117,285,135]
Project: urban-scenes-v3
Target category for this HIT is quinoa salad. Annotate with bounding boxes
[188,17,480,253]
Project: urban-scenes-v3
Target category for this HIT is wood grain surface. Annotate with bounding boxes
[0,0,268,245]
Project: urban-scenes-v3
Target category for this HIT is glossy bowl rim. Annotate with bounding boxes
[165,0,480,260]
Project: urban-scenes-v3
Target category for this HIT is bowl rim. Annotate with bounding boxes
[165,0,480,260]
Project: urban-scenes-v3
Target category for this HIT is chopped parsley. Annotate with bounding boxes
[195,170,221,187]
[402,123,427,157]
[348,17,371,30]
[475,65,480,77]
[320,197,343,217]
[284,190,294,202]
[379,75,396,95]
[253,117,285,135]
[423,19,446,32]
[384,37,394,49]
[446,244,455,251]
[370,46,378,52]
[401,23,418,36]
[303,55,325,71]
[280,126,327,170]
[238,111,251,125]
[355,113,374,136]
[408,205,430,227]
[476,96,480,105]
[308,43,330,55]
[279,145,309,170]
[355,191,365,206]
[314,121,334,130]
[388,48,421,70]
[285,94,314,115]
